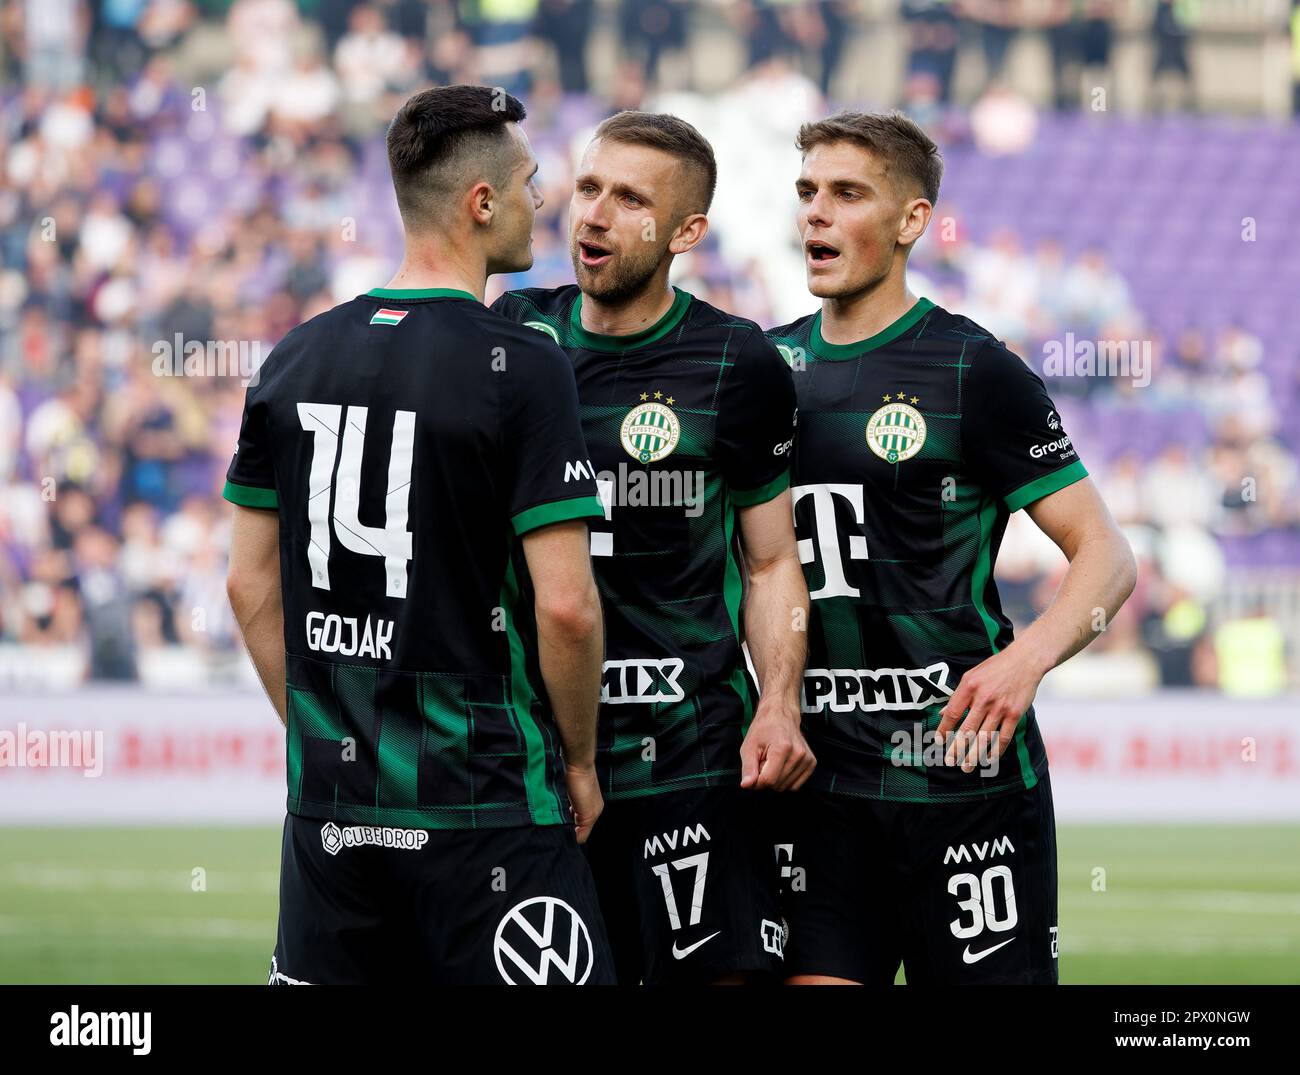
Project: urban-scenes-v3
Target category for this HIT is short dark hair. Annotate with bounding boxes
[593,110,717,216]
[386,85,527,229]
[796,110,943,205]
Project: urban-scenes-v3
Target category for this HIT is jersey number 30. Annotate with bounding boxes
[298,402,415,599]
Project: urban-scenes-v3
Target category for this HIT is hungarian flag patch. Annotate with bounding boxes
[370,307,409,326]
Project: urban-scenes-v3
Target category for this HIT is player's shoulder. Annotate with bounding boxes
[923,305,1037,381]
[678,291,761,339]
[246,301,354,393]
[278,291,492,358]
[459,293,579,385]
[764,311,817,350]
[914,302,1007,357]
[278,292,449,355]
[490,284,579,327]
[270,300,349,348]
[681,300,793,405]
[676,294,781,370]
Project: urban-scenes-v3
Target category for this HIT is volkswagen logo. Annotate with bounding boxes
[493,896,594,985]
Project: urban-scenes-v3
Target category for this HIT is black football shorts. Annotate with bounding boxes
[583,786,785,984]
[776,772,1058,985]
[270,814,615,985]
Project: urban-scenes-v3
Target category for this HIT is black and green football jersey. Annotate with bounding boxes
[223,287,603,829]
[492,285,797,800]
[767,297,1087,803]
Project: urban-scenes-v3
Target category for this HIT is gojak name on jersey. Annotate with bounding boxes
[305,611,394,659]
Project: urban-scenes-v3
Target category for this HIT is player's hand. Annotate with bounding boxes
[739,700,816,792]
[564,764,604,844]
[936,643,1048,773]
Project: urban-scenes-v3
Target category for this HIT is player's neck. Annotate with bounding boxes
[820,275,917,347]
[385,244,485,302]
[578,281,676,338]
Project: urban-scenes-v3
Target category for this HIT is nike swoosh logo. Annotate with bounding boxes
[671,931,721,960]
[962,938,1014,964]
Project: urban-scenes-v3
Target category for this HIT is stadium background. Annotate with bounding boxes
[1,0,1298,984]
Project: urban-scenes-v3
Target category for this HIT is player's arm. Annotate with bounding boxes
[227,504,287,726]
[738,489,815,792]
[223,365,286,725]
[1019,478,1133,665]
[522,520,605,842]
[938,478,1135,769]
[937,342,1138,769]
[719,328,815,791]
[1019,479,1137,669]
[499,318,607,840]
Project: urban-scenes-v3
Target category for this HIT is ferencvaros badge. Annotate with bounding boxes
[621,395,680,464]
[866,393,926,464]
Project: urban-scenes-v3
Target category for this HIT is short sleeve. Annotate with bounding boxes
[962,340,1088,512]
[503,331,603,535]
[223,382,278,510]
[716,328,797,507]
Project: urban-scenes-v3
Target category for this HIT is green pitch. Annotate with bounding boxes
[0,824,1296,984]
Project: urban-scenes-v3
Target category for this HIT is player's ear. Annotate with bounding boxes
[898,198,932,249]
[467,180,495,228]
[668,212,709,256]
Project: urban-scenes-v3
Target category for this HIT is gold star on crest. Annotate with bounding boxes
[910,396,919,404]
[666,396,675,405]
[895,391,906,401]
[639,392,648,401]
[882,394,891,403]
[653,390,663,399]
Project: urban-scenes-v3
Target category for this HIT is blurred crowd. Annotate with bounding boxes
[0,0,1297,691]
[5,1,1298,112]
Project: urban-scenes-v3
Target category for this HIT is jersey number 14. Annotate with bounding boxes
[297,402,414,599]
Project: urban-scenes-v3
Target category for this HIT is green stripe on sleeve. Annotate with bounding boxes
[223,479,279,509]
[720,487,755,733]
[730,468,790,508]
[511,494,604,536]
[1003,459,1088,513]
[972,493,1038,791]
[500,550,564,825]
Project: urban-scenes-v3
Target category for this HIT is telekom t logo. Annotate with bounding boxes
[792,484,868,600]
